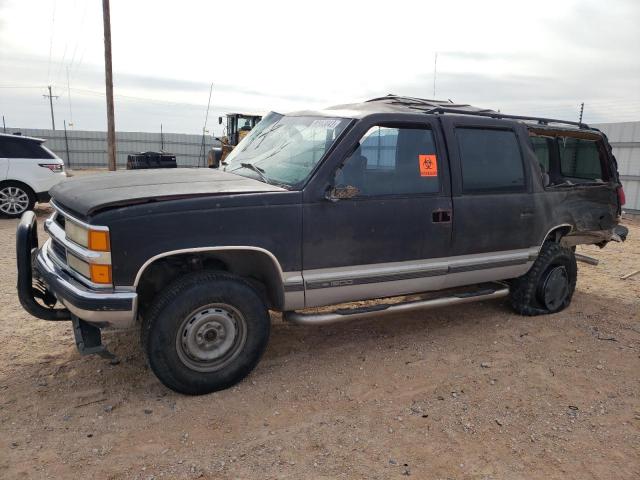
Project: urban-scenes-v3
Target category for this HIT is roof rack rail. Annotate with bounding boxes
[425,107,588,129]
[366,95,588,129]
[366,94,454,105]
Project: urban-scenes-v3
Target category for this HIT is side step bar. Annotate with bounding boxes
[284,285,509,326]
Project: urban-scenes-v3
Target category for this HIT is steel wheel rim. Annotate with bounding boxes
[176,303,247,372]
[540,265,569,310]
[0,187,29,215]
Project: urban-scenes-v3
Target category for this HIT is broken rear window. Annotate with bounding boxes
[528,129,609,186]
[558,137,603,181]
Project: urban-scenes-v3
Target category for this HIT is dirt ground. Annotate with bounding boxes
[1,207,638,480]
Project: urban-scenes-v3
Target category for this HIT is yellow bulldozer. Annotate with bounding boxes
[208,113,262,168]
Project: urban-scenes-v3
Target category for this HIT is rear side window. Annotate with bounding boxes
[559,137,604,181]
[336,126,439,196]
[456,128,525,192]
[0,137,54,159]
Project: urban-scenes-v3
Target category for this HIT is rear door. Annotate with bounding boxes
[440,116,538,286]
[302,115,452,307]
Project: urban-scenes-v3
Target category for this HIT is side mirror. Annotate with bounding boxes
[325,185,360,202]
[218,116,223,125]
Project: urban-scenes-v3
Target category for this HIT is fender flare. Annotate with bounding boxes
[133,246,287,308]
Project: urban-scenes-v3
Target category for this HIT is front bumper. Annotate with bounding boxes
[36,241,137,328]
[16,211,137,329]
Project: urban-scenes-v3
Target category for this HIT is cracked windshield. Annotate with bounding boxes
[224,112,351,187]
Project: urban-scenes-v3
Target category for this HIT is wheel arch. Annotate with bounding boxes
[540,224,573,245]
[0,178,37,197]
[134,246,286,312]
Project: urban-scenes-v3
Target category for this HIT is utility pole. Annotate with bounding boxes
[160,123,164,151]
[102,0,116,171]
[66,66,74,127]
[199,83,213,167]
[578,102,584,125]
[43,85,58,130]
[2,115,6,133]
[63,120,71,168]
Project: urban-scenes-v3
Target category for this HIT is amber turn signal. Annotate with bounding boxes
[88,230,110,251]
[90,264,112,284]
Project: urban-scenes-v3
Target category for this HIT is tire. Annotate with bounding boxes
[142,271,270,395]
[0,181,36,218]
[509,242,577,316]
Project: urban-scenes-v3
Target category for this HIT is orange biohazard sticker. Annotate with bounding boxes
[418,154,438,177]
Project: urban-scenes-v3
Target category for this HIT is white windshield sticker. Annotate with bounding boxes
[309,119,342,130]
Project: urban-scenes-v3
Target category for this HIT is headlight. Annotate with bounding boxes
[66,221,110,252]
[64,218,112,284]
[65,221,89,248]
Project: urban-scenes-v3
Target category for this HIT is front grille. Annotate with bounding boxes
[51,238,67,263]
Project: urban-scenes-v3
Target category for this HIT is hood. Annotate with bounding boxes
[50,168,285,217]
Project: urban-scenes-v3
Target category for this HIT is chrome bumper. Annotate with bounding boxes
[35,240,137,329]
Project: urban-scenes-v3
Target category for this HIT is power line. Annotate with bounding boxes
[53,40,68,87]
[0,85,47,89]
[66,86,238,111]
[66,0,89,77]
[47,0,57,84]
[432,52,438,98]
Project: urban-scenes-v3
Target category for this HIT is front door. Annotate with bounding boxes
[302,117,452,307]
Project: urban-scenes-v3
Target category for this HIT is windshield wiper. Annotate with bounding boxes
[238,162,269,183]
[234,162,290,189]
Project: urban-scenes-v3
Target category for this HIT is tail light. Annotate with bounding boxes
[39,163,64,172]
[617,185,626,206]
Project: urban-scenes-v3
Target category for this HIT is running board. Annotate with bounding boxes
[283,285,510,326]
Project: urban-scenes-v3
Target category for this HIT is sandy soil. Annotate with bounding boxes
[1,207,638,480]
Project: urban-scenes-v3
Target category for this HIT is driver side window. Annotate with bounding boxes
[335,126,439,196]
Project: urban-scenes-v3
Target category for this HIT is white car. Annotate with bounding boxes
[0,133,67,218]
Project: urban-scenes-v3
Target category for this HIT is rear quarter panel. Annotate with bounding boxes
[533,185,619,242]
[6,157,66,194]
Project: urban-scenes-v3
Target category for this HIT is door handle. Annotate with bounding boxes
[520,210,534,218]
[432,210,452,223]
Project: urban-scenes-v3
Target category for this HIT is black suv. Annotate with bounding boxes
[16,96,628,395]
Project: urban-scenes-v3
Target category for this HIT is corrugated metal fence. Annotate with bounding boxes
[594,121,640,212]
[6,127,209,168]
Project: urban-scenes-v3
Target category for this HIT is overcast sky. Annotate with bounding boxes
[0,0,639,135]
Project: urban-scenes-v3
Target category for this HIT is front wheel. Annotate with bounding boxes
[142,272,270,395]
[509,242,577,316]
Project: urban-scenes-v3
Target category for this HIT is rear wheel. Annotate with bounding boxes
[142,271,270,395]
[0,182,36,218]
[509,242,577,316]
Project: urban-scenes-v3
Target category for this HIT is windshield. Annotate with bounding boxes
[224,112,351,188]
